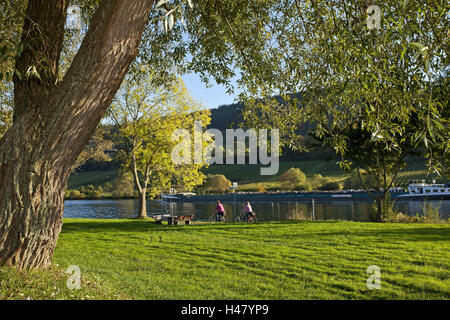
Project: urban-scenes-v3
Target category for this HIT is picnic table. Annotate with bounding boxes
[152,214,194,225]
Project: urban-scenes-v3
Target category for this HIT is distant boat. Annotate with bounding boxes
[395,180,450,201]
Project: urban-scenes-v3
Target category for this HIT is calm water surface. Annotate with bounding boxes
[63,199,449,222]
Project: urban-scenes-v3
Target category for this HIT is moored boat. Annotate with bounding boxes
[395,180,450,201]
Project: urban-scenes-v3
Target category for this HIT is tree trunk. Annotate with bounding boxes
[0,0,155,270]
[130,153,150,219]
[375,197,383,222]
[0,114,68,268]
[138,190,147,219]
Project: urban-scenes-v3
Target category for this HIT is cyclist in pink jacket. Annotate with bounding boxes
[242,202,255,222]
[215,200,226,221]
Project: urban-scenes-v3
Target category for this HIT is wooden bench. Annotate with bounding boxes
[168,215,194,225]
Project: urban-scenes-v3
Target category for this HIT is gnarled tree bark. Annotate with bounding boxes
[0,0,155,269]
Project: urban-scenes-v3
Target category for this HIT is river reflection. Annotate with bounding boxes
[63,199,449,222]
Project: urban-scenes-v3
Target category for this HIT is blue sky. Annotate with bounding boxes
[182,73,239,109]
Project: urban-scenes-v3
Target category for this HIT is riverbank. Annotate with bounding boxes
[1,219,449,299]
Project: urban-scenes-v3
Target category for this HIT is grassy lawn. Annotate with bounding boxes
[3,219,448,300]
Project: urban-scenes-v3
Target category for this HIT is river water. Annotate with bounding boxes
[63,199,449,222]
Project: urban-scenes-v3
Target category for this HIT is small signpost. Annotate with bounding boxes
[231,182,238,221]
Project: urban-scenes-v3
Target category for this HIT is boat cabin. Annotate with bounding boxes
[407,180,450,196]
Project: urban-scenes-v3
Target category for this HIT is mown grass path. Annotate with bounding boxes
[49,219,449,299]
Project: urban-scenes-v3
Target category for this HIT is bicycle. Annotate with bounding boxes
[213,211,227,222]
[237,211,257,222]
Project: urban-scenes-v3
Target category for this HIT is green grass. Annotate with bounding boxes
[3,219,448,299]
[0,263,127,300]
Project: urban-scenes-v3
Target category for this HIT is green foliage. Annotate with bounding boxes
[294,182,312,192]
[0,1,26,82]
[278,168,307,190]
[242,1,448,164]
[71,190,83,199]
[112,170,135,198]
[65,187,111,200]
[420,201,444,224]
[199,174,232,194]
[373,194,403,222]
[317,182,343,191]
[381,200,448,224]
[344,169,370,190]
[107,75,210,199]
[240,1,449,217]
[86,189,102,199]
[203,160,346,183]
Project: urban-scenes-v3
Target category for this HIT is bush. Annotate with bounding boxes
[317,182,343,191]
[104,182,113,192]
[238,184,266,193]
[86,190,102,199]
[420,201,444,223]
[387,212,420,223]
[312,173,324,181]
[294,182,312,191]
[257,185,266,193]
[199,174,232,194]
[112,170,135,198]
[279,168,307,190]
[69,190,81,198]
[378,198,448,223]
[377,196,403,222]
[65,189,86,199]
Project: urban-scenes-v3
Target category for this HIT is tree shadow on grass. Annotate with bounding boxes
[61,220,165,233]
[61,219,314,234]
[61,219,449,243]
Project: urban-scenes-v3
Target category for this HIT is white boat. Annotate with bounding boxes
[396,180,450,200]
